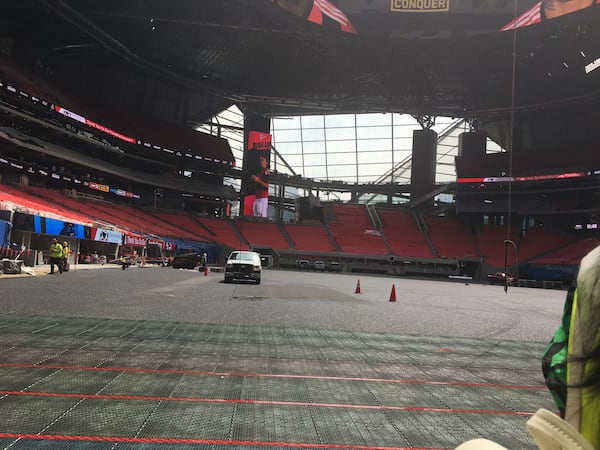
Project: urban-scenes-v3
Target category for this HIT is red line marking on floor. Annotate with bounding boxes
[0,363,546,390]
[0,432,446,449]
[0,390,535,416]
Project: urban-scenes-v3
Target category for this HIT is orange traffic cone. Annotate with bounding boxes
[389,284,397,302]
[204,265,209,276]
[355,279,361,294]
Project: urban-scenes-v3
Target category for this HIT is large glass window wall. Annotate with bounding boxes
[199,106,503,208]
[272,113,458,189]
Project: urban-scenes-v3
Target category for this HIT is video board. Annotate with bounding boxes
[33,216,85,239]
[455,146,600,186]
[242,131,272,218]
[272,0,599,37]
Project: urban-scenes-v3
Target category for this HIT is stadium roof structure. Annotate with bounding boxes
[1,1,600,156]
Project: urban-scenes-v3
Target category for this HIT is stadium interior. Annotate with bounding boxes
[0,0,599,284]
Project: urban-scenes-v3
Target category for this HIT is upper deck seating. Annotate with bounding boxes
[0,56,234,165]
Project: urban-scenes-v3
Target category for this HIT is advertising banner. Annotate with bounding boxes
[87,182,110,193]
[89,227,122,244]
[147,238,166,249]
[54,105,137,144]
[124,235,147,247]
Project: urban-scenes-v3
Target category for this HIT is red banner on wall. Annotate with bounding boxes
[247,131,272,151]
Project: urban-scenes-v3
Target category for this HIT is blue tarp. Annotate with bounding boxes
[163,238,219,262]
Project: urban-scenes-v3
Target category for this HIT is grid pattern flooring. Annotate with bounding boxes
[0,314,555,449]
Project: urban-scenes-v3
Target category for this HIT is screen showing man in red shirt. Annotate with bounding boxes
[251,155,270,218]
[501,0,599,30]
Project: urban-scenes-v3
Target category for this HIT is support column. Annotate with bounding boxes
[277,184,286,221]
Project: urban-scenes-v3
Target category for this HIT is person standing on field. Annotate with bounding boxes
[49,238,63,275]
[62,241,70,272]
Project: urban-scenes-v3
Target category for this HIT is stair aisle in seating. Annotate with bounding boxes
[328,204,389,255]
[152,212,215,242]
[377,207,433,258]
[425,215,478,259]
[475,225,519,268]
[284,223,337,252]
[195,216,249,250]
[235,221,290,250]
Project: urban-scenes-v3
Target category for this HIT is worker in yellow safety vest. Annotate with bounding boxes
[49,238,63,275]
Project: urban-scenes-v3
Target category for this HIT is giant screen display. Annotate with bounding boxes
[242,131,272,218]
[455,145,600,185]
[272,0,599,37]
[33,216,85,239]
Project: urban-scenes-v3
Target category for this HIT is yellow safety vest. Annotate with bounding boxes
[50,243,63,258]
[566,245,600,449]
